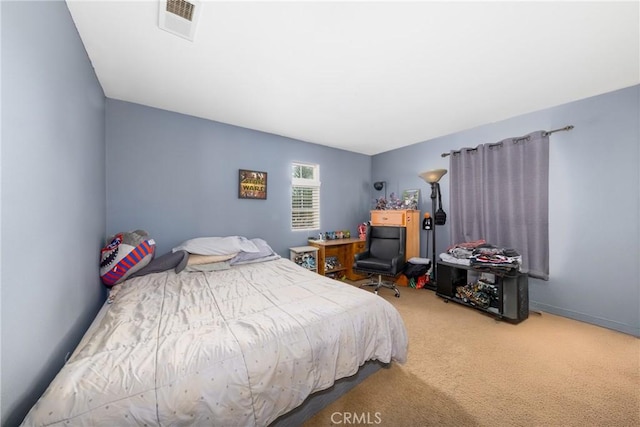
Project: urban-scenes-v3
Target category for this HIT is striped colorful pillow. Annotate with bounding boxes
[100,231,155,287]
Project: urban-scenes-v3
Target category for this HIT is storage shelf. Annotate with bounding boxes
[289,246,319,274]
[445,296,502,317]
[437,261,529,323]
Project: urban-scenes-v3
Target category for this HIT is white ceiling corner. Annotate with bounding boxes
[65,0,640,155]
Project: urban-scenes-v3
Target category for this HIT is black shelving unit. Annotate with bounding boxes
[436,260,529,323]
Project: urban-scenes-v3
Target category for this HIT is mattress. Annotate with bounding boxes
[21,258,408,426]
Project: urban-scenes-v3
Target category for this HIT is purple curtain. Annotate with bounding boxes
[449,131,549,279]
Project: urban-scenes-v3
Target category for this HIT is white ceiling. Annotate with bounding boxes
[66,1,639,155]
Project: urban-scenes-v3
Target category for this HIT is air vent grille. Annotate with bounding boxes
[159,0,201,41]
[167,0,194,21]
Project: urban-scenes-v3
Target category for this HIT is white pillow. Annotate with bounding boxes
[172,236,259,255]
[187,253,237,265]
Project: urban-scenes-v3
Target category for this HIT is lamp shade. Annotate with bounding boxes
[419,169,447,184]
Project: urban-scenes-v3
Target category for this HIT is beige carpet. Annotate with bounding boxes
[305,283,640,427]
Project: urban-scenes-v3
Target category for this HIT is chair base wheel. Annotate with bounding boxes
[358,274,401,298]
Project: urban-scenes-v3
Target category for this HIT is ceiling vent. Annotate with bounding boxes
[158,0,202,41]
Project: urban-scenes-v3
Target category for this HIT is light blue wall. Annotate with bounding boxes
[1,0,637,425]
[105,99,372,256]
[1,1,106,426]
[372,85,640,336]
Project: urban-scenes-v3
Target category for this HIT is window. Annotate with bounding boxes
[291,163,320,230]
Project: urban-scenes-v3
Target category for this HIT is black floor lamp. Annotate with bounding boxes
[419,168,447,286]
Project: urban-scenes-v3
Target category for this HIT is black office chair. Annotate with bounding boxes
[353,225,406,298]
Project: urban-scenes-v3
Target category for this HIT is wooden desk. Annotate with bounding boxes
[307,238,367,280]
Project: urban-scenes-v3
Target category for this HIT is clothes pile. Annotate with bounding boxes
[442,239,487,262]
[440,240,522,276]
[403,257,432,289]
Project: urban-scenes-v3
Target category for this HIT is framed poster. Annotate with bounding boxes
[402,189,420,210]
[238,169,267,199]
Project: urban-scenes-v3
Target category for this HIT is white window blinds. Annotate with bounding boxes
[291,163,320,230]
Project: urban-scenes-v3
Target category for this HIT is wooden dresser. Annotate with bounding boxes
[370,209,420,260]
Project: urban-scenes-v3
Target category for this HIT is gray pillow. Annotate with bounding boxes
[230,238,279,265]
[129,250,189,278]
[172,236,259,255]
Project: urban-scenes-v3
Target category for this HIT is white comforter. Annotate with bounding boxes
[22,258,408,426]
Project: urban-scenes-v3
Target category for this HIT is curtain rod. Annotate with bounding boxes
[440,125,574,158]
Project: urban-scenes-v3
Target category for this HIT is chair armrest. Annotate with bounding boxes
[354,251,371,262]
[390,254,406,272]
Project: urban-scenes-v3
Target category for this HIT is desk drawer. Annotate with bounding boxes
[370,210,406,226]
[353,241,366,253]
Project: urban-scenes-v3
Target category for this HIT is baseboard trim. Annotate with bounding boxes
[530,302,639,337]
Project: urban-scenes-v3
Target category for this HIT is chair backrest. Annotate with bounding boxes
[367,225,406,261]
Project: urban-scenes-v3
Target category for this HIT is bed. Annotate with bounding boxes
[21,239,408,426]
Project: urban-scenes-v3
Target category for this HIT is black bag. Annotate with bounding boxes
[404,263,428,278]
[434,184,447,225]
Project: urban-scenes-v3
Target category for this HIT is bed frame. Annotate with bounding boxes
[270,360,387,426]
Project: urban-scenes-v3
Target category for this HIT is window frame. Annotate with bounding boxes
[291,162,321,231]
